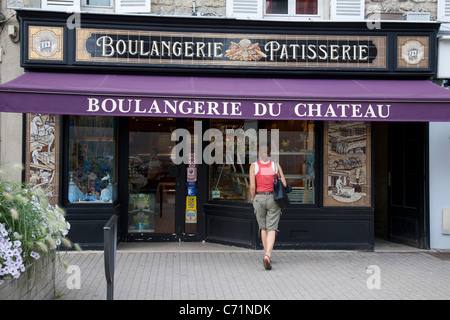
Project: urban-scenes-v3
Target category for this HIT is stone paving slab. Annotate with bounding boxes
[54,247,450,301]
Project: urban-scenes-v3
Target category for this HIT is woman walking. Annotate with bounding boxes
[249,148,287,270]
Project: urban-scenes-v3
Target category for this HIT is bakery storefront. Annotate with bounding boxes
[1,10,450,249]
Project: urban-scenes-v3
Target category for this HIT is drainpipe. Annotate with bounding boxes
[193,0,196,15]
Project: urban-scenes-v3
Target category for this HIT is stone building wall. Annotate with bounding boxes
[365,0,438,20]
[152,0,439,20]
[151,0,226,16]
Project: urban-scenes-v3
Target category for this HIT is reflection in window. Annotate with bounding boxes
[266,0,288,14]
[265,0,318,15]
[68,116,117,203]
[208,119,315,204]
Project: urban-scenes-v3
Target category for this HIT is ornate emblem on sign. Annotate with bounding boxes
[28,26,64,61]
[34,31,58,57]
[401,39,425,65]
[225,39,267,61]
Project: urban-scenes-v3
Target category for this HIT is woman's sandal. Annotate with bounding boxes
[263,255,272,270]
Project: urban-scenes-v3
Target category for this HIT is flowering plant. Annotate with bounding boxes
[0,165,78,285]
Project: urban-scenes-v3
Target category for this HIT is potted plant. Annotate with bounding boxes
[0,164,80,299]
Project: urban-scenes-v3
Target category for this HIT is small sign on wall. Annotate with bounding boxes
[187,167,197,182]
[187,181,196,196]
[212,190,220,199]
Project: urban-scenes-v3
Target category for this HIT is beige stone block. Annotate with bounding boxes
[182,0,192,7]
[399,2,415,10]
[159,0,174,5]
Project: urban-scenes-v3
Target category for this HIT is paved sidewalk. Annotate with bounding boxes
[54,241,450,300]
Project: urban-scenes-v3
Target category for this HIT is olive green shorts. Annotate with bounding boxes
[252,194,281,231]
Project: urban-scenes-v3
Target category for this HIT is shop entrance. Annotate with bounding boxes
[374,122,429,249]
[126,118,201,241]
[387,122,428,248]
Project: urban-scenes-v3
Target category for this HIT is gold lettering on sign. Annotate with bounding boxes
[76,28,387,69]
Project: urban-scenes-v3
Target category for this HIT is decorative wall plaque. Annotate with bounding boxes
[28,26,64,61]
[25,113,60,205]
[397,36,429,69]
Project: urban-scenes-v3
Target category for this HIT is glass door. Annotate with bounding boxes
[127,118,179,237]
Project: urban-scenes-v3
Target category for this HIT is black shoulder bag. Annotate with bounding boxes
[273,162,292,208]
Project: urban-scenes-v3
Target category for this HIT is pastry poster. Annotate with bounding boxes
[323,121,371,207]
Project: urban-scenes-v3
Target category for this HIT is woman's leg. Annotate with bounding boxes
[265,196,281,260]
[265,230,276,258]
[261,229,268,254]
[261,228,275,270]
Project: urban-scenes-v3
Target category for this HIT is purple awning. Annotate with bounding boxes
[1,72,450,121]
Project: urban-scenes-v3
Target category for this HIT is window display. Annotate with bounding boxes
[208,119,252,202]
[275,120,315,205]
[68,116,117,203]
[209,119,315,204]
[323,121,371,207]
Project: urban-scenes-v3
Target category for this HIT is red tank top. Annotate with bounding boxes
[255,161,275,192]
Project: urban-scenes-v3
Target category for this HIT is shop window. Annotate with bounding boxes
[323,121,371,207]
[67,116,117,204]
[209,119,315,204]
[265,0,318,15]
[84,0,112,7]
